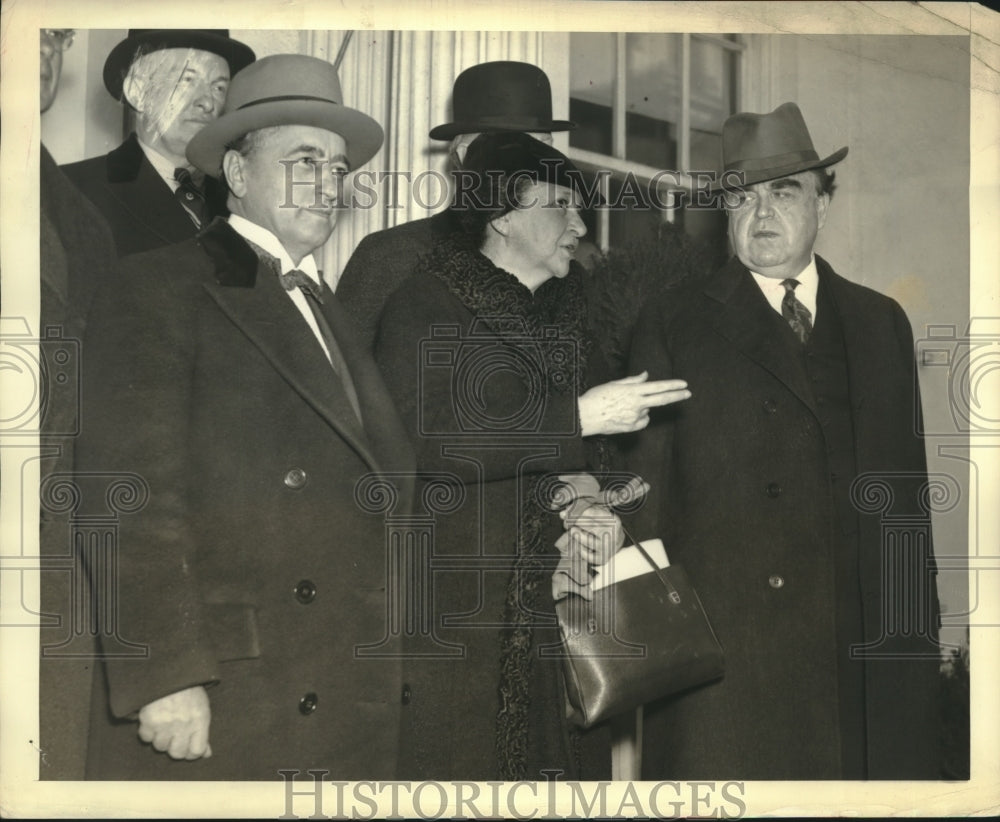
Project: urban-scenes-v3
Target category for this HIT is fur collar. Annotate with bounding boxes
[419,234,590,393]
[196,217,261,287]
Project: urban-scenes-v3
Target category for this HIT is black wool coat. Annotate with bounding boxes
[61,133,227,256]
[77,218,415,780]
[626,255,944,780]
[374,239,612,780]
[337,210,458,353]
[38,145,117,780]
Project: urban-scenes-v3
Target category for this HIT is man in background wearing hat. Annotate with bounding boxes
[627,103,943,779]
[78,54,413,779]
[336,60,575,352]
[62,29,254,256]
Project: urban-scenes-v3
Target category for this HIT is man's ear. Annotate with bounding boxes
[815,191,830,231]
[222,150,247,198]
[121,73,145,113]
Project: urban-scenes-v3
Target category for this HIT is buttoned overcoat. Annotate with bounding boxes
[77,218,415,780]
[627,255,943,779]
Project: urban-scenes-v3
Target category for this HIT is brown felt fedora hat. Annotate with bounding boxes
[103,29,256,101]
[713,102,847,192]
[429,61,575,140]
[186,54,384,178]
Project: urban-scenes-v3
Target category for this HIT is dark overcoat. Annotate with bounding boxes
[38,145,116,779]
[374,241,611,780]
[61,133,226,256]
[627,255,943,780]
[77,218,415,780]
[336,210,458,352]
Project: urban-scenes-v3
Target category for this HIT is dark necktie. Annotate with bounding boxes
[174,167,207,227]
[781,278,813,344]
[280,269,363,424]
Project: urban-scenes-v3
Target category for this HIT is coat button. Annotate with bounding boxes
[401,683,411,705]
[768,574,785,589]
[294,579,317,604]
[766,482,781,498]
[284,468,308,489]
[762,398,777,413]
[299,692,318,715]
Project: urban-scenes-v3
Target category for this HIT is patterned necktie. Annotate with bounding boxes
[174,167,207,227]
[280,268,323,303]
[781,278,813,344]
[280,268,363,424]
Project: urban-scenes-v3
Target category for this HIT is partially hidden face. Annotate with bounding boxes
[451,130,554,166]
[725,170,829,280]
[40,30,68,113]
[124,48,230,161]
[503,181,586,289]
[226,125,350,263]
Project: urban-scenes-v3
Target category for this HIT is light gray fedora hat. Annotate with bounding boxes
[186,53,384,178]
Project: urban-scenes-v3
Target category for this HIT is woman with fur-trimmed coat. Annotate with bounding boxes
[374,132,690,780]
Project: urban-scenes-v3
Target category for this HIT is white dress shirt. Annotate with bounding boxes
[136,136,183,193]
[227,214,333,363]
[749,255,819,323]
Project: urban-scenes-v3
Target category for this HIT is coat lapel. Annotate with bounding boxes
[197,220,383,471]
[814,256,870,416]
[317,288,417,479]
[705,258,820,418]
[105,134,201,246]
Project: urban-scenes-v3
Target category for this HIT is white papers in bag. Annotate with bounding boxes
[591,538,670,591]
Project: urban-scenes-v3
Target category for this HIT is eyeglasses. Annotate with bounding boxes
[42,29,76,52]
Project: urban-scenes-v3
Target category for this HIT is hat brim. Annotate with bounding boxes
[429,119,576,141]
[709,146,848,193]
[103,31,256,101]
[185,99,385,178]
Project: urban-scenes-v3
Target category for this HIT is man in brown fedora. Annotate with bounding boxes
[78,54,414,779]
[62,30,255,256]
[627,102,943,779]
[336,60,576,351]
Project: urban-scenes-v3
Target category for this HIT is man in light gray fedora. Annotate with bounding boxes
[79,53,414,780]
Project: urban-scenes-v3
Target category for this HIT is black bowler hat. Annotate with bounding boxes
[429,61,575,140]
[103,29,256,101]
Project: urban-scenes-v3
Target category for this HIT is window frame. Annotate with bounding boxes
[566,32,747,252]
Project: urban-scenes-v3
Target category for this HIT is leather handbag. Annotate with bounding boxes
[551,538,725,729]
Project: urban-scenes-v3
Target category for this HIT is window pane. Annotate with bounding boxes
[690,38,733,131]
[624,33,681,168]
[569,32,615,153]
[606,174,663,250]
[625,33,681,127]
[690,128,721,174]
